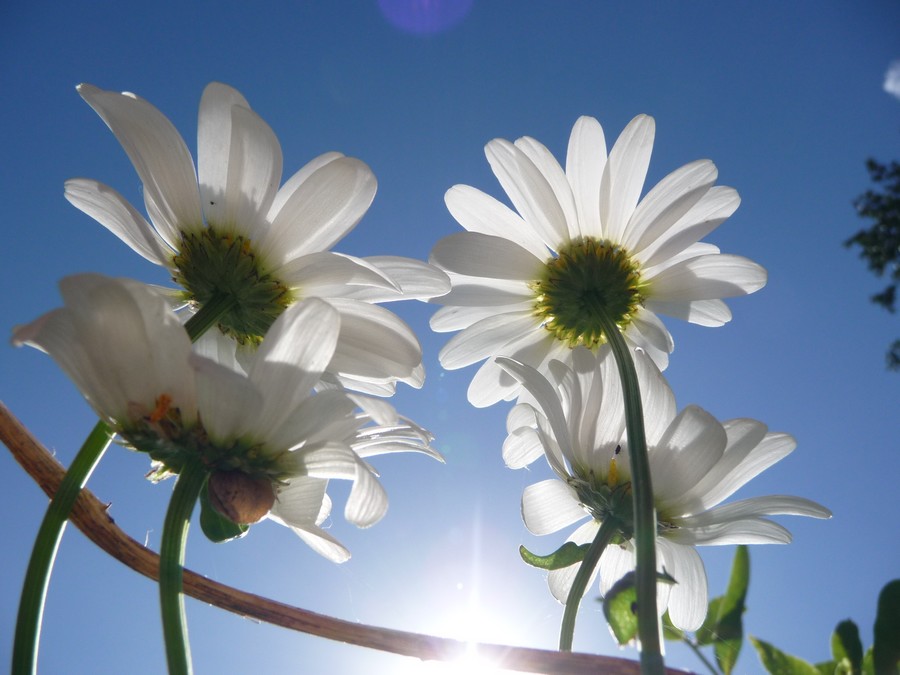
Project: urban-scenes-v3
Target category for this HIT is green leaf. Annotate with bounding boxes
[519,542,589,570]
[815,661,839,675]
[873,579,900,675]
[602,570,676,645]
[832,620,864,675]
[199,480,249,543]
[696,595,724,645]
[604,573,640,644]
[751,636,822,675]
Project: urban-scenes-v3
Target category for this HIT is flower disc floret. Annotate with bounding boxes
[532,237,645,348]
[172,227,294,345]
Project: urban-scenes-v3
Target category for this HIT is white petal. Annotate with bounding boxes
[345,464,389,527]
[625,309,674,371]
[198,83,251,227]
[694,431,797,508]
[249,298,340,431]
[485,139,568,247]
[598,541,636,596]
[191,353,263,443]
[444,184,548,259]
[651,406,727,506]
[496,357,574,459]
[430,302,533,332]
[431,232,544,280]
[64,179,171,263]
[637,186,740,268]
[514,136,579,239]
[205,104,283,238]
[623,160,717,253]
[77,84,200,243]
[270,476,328,526]
[521,479,586,535]
[648,254,768,301]
[657,539,708,631]
[326,298,422,386]
[268,152,344,218]
[439,313,539,369]
[261,156,376,264]
[275,251,398,296]
[633,349,677,446]
[566,116,607,239]
[429,277,532,307]
[600,115,655,243]
[502,426,545,469]
[644,298,732,327]
[668,518,793,546]
[345,256,450,302]
[677,495,831,528]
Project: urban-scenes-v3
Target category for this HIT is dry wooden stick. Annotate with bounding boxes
[1,401,690,674]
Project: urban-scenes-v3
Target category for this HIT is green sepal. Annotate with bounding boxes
[751,636,822,675]
[199,480,249,543]
[519,542,589,570]
[873,579,900,675]
[602,570,676,645]
[832,619,864,675]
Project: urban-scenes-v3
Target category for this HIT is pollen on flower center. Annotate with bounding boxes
[172,227,295,345]
[531,237,645,349]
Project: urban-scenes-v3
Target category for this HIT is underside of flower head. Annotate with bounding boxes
[532,237,646,348]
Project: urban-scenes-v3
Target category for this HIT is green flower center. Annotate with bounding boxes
[531,237,645,348]
[171,227,295,346]
[123,396,288,483]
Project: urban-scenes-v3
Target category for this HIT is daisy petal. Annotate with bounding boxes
[648,254,768,301]
[601,115,655,243]
[64,179,171,263]
[431,232,544,280]
[657,539,708,631]
[566,116,607,239]
[77,84,201,244]
[521,479,586,535]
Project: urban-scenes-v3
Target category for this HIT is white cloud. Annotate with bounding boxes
[884,60,900,100]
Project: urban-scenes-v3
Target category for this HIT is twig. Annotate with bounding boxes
[1,401,690,675]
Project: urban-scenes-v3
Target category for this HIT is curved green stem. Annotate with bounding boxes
[559,516,620,651]
[685,638,720,675]
[597,314,664,675]
[13,294,233,674]
[160,459,207,675]
[12,420,113,675]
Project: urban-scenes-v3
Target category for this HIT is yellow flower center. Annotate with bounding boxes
[531,237,645,348]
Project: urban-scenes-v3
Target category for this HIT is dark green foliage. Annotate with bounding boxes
[846,159,900,369]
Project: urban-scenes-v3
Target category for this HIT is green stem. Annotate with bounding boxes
[159,459,207,675]
[183,292,232,342]
[13,293,234,674]
[597,314,664,675]
[559,516,621,651]
[685,638,721,675]
[12,420,113,675]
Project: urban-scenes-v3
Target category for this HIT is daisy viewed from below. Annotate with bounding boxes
[431,115,767,406]
[66,82,449,394]
[13,274,441,561]
[497,348,830,631]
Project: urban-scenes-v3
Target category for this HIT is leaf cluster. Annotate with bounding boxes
[846,158,900,369]
[751,579,900,675]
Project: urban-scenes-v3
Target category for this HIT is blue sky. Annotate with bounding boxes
[1,2,898,673]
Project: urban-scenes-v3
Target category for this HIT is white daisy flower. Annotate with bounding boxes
[431,115,767,406]
[497,348,830,631]
[66,82,449,394]
[13,274,440,562]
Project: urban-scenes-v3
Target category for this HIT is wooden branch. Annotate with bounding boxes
[1,401,690,674]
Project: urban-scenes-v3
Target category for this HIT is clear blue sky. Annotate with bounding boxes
[1,2,898,673]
